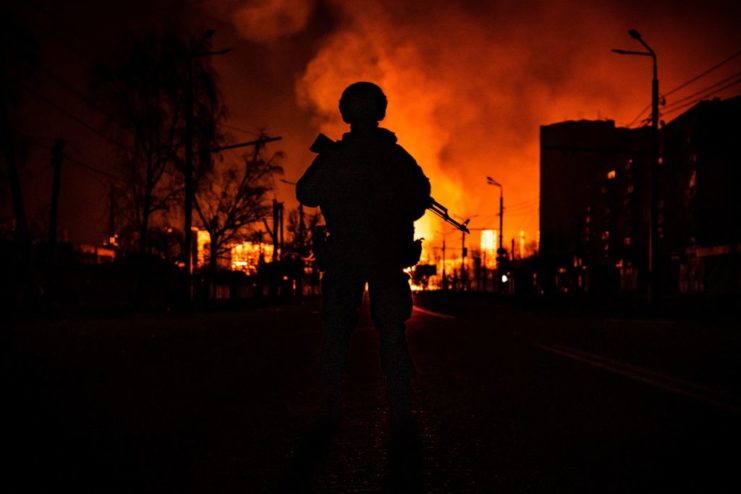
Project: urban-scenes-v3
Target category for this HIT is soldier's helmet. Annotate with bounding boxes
[339,82,387,124]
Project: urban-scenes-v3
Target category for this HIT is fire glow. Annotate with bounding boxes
[215,0,739,265]
[286,0,649,248]
[195,230,274,275]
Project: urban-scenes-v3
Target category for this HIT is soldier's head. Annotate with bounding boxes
[339,82,387,125]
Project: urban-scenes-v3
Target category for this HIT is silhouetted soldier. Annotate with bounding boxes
[297,82,430,430]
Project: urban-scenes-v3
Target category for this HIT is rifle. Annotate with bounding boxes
[309,133,471,234]
[428,198,470,233]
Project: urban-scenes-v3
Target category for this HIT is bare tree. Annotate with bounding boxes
[286,205,322,258]
[1,9,38,257]
[194,135,283,277]
[92,25,225,254]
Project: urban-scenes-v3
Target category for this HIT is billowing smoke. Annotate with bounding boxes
[293,0,637,244]
[222,0,315,42]
[221,0,741,249]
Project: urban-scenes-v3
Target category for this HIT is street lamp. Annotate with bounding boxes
[612,28,659,303]
[485,176,505,256]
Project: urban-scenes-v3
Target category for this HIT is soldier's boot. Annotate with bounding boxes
[318,372,343,431]
[387,378,416,433]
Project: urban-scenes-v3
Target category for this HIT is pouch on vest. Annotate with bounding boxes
[401,238,423,268]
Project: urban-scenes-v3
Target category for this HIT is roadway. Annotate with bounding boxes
[6,295,741,493]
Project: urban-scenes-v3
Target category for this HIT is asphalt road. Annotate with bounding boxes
[6,295,741,493]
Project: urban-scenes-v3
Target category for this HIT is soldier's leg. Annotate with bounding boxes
[368,270,415,426]
[319,269,365,420]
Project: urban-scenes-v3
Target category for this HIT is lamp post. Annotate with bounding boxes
[486,176,506,260]
[184,30,231,304]
[612,28,659,303]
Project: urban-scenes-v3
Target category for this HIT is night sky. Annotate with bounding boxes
[5,0,741,247]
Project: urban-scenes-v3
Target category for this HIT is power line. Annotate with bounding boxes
[506,206,539,215]
[38,65,120,124]
[507,201,540,210]
[29,139,125,184]
[661,80,741,117]
[663,72,741,111]
[23,0,97,58]
[626,103,652,128]
[663,49,741,98]
[223,123,261,136]
[626,49,741,128]
[505,196,540,209]
[67,155,124,183]
[22,85,130,152]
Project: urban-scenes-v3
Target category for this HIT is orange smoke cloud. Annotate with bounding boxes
[293,0,641,245]
[223,0,315,42]
[220,0,740,251]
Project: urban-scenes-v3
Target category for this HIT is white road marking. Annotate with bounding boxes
[412,306,456,320]
[537,343,741,415]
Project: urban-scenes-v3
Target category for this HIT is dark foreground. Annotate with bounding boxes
[6,295,741,493]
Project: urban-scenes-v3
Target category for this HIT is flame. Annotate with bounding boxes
[231,241,274,274]
[218,0,740,262]
[291,0,630,248]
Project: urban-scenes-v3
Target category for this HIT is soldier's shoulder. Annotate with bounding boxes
[390,142,421,171]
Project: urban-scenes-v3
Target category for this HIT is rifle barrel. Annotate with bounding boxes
[428,197,470,233]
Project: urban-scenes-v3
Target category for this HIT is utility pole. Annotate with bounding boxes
[511,237,515,261]
[298,203,304,252]
[612,29,659,303]
[649,38,660,303]
[442,237,447,291]
[499,189,504,252]
[460,229,467,290]
[272,199,284,264]
[486,176,507,267]
[1,105,30,262]
[108,184,116,242]
[183,30,231,304]
[184,43,195,303]
[268,199,284,297]
[279,202,284,257]
[48,138,65,257]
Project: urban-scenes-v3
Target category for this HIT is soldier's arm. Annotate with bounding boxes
[398,147,431,220]
[296,155,327,207]
[410,167,431,220]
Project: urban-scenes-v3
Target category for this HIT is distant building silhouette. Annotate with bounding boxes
[539,96,740,297]
[539,119,650,294]
[661,96,741,296]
